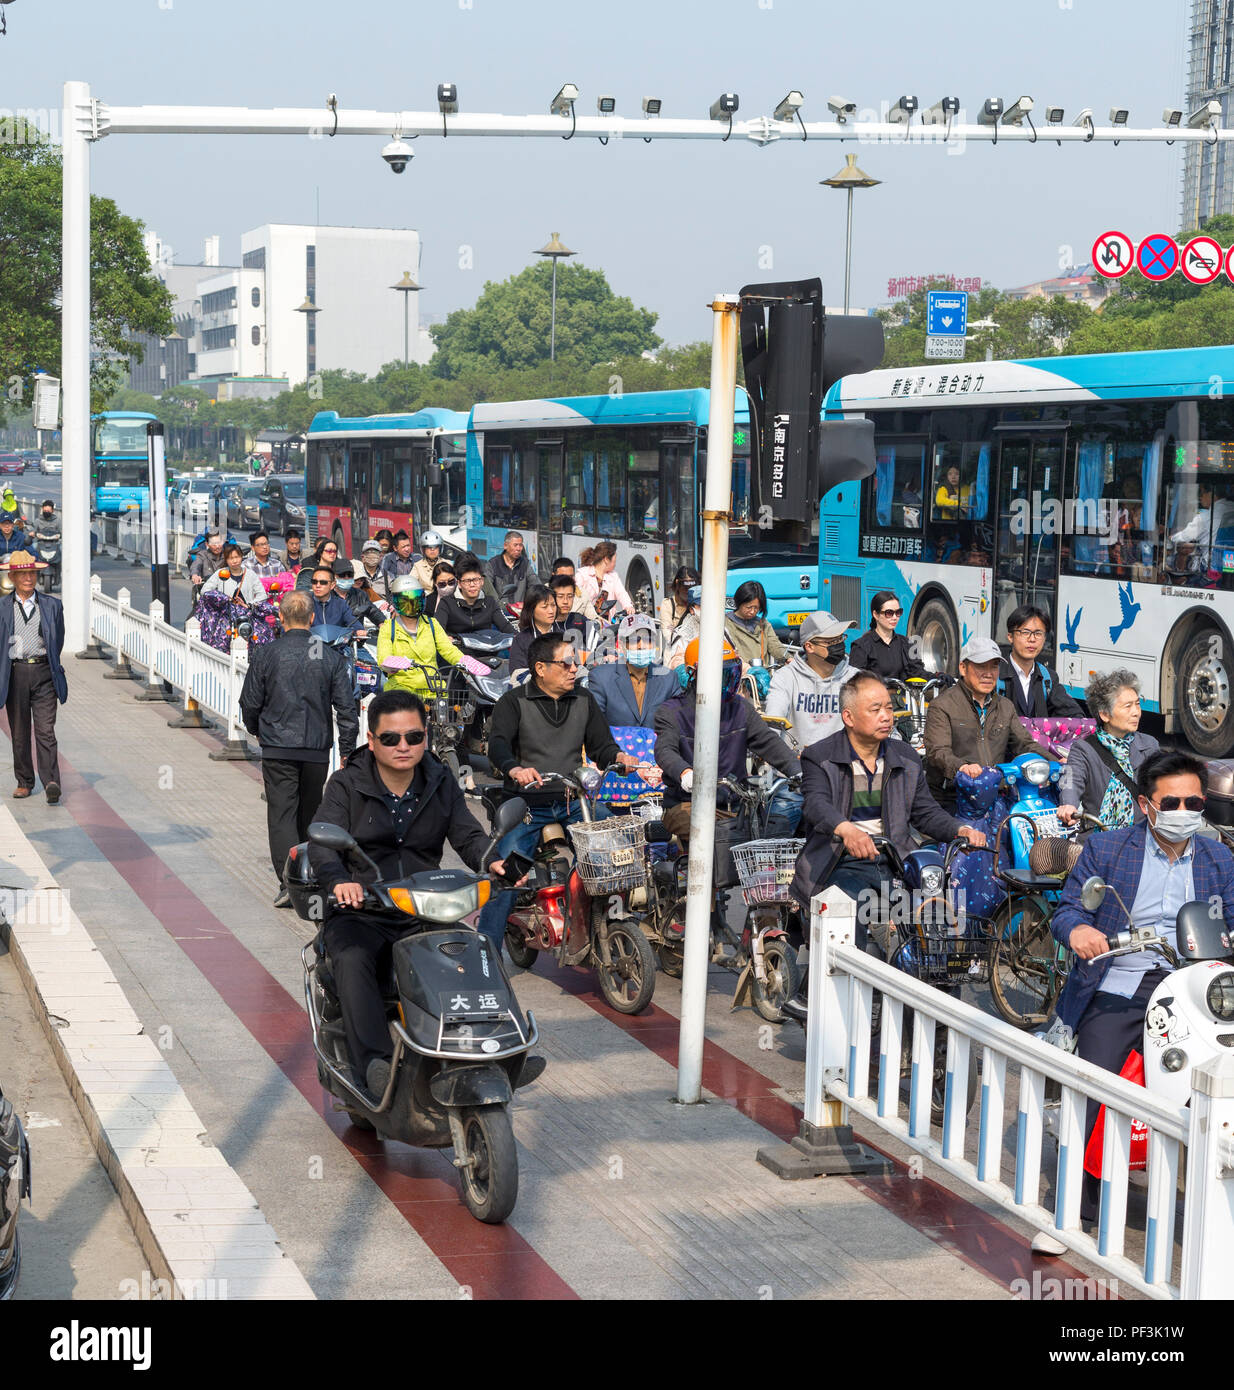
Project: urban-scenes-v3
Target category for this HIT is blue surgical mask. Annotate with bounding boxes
[626,648,654,668]
[336,578,353,592]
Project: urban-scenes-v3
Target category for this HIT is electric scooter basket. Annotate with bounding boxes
[568,812,653,894]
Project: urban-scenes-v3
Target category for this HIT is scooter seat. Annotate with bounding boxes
[997,866,1064,893]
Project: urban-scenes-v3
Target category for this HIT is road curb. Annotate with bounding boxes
[0,805,315,1300]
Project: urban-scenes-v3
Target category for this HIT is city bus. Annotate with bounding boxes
[91,410,158,515]
[819,345,1234,756]
[466,389,819,624]
[305,408,469,557]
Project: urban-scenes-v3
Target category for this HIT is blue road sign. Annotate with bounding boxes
[926,291,968,337]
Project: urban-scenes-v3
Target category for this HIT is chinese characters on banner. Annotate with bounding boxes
[889,373,986,397]
[862,535,925,557]
[888,274,982,298]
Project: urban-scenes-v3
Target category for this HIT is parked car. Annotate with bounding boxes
[0,453,25,476]
[39,453,62,475]
[258,474,307,539]
[227,480,265,533]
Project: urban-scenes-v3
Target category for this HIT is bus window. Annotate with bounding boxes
[595,435,626,537]
[564,444,594,534]
[485,443,535,528]
[868,443,926,533]
[538,445,563,536]
[627,449,660,539]
[310,443,347,506]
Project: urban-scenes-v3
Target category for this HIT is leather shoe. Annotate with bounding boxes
[273,888,291,909]
[44,782,60,805]
[365,1056,392,1102]
[11,787,30,799]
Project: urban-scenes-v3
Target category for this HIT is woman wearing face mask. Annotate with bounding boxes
[588,614,678,729]
[334,558,387,631]
[848,589,929,683]
[724,581,786,670]
[1057,670,1159,829]
[423,560,456,619]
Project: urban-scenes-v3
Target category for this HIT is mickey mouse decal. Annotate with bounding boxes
[1145,997,1190,1047]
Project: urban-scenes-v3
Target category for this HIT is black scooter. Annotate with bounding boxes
[0,1083,31,1301]
[285,799,538,1224]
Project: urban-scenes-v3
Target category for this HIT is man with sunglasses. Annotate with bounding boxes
[308,565,360,631]
[996,604,1082,719]
[477,633,640,950]
[309,688,512,1100]
[1045,749,1234,1240]
[240,589,359,906]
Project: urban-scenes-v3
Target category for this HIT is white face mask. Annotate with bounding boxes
[1149,806,1205,842]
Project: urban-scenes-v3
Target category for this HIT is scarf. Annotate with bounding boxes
[1096,728,1137,829]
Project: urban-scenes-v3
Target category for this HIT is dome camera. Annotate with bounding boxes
[382,138,414,174]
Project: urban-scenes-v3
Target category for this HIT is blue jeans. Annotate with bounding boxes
[476,799,582,950]
[764,788,803,838]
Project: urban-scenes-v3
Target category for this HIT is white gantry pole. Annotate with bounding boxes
[676,293,740,1105]
[61,80,93,655]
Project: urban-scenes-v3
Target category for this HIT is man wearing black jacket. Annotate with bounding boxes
[998,604,1083,719]
[308,688,508,1097]
[477,632,639,948]
[240,589,359,905]
[435,554,514,636]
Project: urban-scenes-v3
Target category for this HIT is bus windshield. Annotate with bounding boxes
[96,420,150,456]
[97,461,148,488]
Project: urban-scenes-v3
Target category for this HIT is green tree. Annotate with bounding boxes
[429,261,661,377]
[0,124,172,418]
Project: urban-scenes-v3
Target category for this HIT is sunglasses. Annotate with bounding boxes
[437,580,456,590]
[1151,796,1206,812]
[311,579,332,587]
[546,657,579,668]
[879,607,903,618]
[375,729,427,747]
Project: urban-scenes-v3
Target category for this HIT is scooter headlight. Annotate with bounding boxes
[1207,972,1234,1022]
[387,882,490,920]
[918,866,944,895]
[1022,759,1051,786]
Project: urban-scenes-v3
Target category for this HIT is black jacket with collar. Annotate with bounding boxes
[238,627,359,762]
[435,590,515,636]
[308,749,493,901]
[996,657,1083,719]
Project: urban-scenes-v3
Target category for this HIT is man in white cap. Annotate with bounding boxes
[588,613,677,729]
[923,634,1048,812]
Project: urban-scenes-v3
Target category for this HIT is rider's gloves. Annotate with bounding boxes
[680,769,694,793]
[460,654,491,678]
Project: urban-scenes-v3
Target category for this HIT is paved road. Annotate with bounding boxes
[0,942,148,1298]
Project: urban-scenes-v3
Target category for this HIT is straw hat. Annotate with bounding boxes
[1,550,47,572]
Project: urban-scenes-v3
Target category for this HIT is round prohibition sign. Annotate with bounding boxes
[1137,233,1179,282]
[1092,230,1133,278]
[1225,244,1234,284]
[1181,235,1224,285]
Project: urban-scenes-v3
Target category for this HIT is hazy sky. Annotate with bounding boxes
[9,0,1195,347]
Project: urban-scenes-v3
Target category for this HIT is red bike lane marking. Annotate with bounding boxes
[534,957,1110,1296]
[37,744,576,1302]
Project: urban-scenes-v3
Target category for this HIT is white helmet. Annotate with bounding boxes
[420,530,443,549]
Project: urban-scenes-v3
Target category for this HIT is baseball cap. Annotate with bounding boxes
[960,636,1002,664]
[331,558,353,577]
[361,539,382,554]
[618,613,656,640]
[798,611,854,644]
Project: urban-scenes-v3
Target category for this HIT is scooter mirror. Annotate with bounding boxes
[308,821,358,853]
[493,797,529,837]
[1080,875,1107,913]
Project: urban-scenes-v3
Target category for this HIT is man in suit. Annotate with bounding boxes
[1049,749,1234,1232]
[997,604,1083,719]
[0,550,67,802]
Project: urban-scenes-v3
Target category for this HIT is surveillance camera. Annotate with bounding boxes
[1163,107,1183,127]
[1045,104,1065,124]
[1003,95,1034,125]
[1109,106,1129,126]
[1189,99,1222,128]
[977,97,1003,125]
[773,90,804,122]
[828,95,856,123]
[923,97,960,125]
[710,92,739,120]
[888,95,918,125]
[382,138,414,173]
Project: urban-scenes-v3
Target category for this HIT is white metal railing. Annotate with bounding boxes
[800,888,1234,1301]
[89,581,362,773]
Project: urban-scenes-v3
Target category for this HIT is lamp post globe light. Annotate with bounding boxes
[294,295,320,385]
[536,232,575,362]
[390,271,423,367]
[820,154,881,315]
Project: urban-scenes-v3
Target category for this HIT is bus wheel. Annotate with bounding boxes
[332,525,345,556]
[1179,628,1234,757]
[628,566,654,616]
[913,598,959,676]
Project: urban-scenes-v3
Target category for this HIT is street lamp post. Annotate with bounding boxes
[390,271,422,366]
[821,154,881,315]
[294,295,320,385]
[535,232,575,361]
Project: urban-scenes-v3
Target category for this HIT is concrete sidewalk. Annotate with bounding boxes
[2,650,1074,1300]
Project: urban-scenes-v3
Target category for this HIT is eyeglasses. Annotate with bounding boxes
[375,729,427,747]
[546,657,579,668]
[1152,795,1206,812]
[311,579,332,587]
[879,607,903,618]
[1014,628,1047,640]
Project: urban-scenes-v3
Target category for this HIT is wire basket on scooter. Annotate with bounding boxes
[731,839,804,907]
[567,816,649,894]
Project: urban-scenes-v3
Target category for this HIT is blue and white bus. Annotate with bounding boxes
[306,408,469,558]
[466,389,818,625]
[820,345,1234,756]
[91,410,158,515]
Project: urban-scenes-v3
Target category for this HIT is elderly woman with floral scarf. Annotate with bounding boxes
[1057,670,1160,829]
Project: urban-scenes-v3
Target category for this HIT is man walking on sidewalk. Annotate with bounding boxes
[0,551,67,803]
[240,589,359,906]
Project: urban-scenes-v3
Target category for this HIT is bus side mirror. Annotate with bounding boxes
[818,418,877,500]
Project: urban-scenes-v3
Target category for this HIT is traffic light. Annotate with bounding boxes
[739,279,884,521]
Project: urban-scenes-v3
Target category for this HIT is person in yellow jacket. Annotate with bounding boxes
[376,577,466,700]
